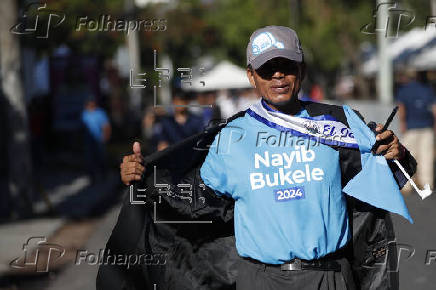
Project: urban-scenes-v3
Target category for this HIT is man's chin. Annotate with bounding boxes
[263,96,295,107]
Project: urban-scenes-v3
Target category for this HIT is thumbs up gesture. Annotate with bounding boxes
[120,141,145,185]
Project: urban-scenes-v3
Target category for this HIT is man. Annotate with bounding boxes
[192,91,222,128]
[152,93,204,151]
[81,97,111,182]
[396,70,436,192]
[103,26,416,290]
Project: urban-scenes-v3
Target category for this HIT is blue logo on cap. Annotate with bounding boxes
[252,32,284,55]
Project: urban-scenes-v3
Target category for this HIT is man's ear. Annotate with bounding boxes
[247,68,256,88]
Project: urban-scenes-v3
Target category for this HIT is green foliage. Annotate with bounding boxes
[298,0,374,71]
[205,0,291,66]
[202,0,431,73]
[402,0,431,27]
[199,0,378,72]
[22,0,125,58]
[23,0,432,76]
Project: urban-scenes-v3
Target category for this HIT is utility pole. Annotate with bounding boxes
[126,0,142,118]
[0,0,34,218]
[289,0,299,28]
[376,0,393,104]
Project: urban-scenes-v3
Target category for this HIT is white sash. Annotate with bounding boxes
[247,101,359,149]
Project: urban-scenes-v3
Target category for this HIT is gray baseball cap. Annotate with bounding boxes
[246,26,304,70]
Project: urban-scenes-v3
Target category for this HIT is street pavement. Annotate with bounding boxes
[44,205,121,290]
[0,218,65,275]
[5,190,433,290]
[392,192,436,290]
[0,206,120,290]
[0,168,122,290]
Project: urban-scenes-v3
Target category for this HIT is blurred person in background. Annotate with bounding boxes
[152,93,204,151]
[191,91,222,128]
[309,83,324,102]
[140,106,167,155]
[397,70,436,193]
[216,89,259,119]
[334,76,354,100]
[140,106,158,156]
[81,97,111,182]
[234,88,259,112]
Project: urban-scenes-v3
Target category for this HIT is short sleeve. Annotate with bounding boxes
[200,132,232,198]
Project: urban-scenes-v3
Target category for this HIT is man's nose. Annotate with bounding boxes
[272,70,285,78]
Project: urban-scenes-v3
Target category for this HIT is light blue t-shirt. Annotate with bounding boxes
[200,108,350,264]
[81,108,109,142]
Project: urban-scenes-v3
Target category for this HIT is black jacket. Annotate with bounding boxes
[97,101,416,290]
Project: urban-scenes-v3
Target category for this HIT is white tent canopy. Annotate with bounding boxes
[362,28,436,75]
[410,45,436,70]
[186,60,252,92]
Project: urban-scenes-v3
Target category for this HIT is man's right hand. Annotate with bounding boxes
[120,142,145,185]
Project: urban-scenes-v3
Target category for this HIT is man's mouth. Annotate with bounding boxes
[270,83,290,94]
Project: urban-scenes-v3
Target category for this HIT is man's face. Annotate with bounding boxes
[173,96,188,114]
[85,100,97,110]
[247,57,301,106]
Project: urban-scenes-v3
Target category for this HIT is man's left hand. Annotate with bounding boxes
[374,124,405,160]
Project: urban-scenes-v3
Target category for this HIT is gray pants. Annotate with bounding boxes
[236,257,356,290]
